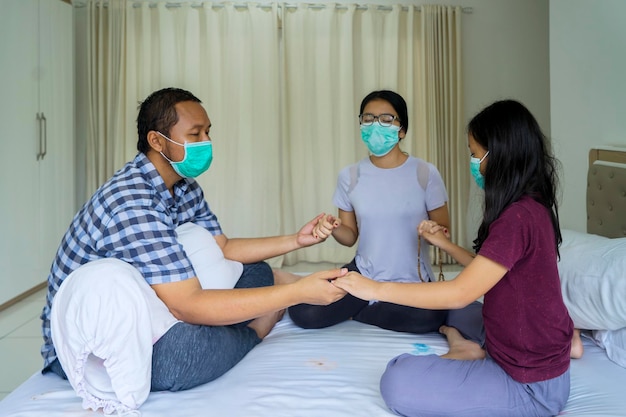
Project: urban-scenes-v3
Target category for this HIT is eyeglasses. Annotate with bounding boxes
[358,113,399,127]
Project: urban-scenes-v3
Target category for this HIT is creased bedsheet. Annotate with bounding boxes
[2,313,626,417]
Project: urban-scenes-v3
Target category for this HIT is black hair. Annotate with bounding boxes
[136,87,202,153]
[359,90,409,134]
[468,99,562,255]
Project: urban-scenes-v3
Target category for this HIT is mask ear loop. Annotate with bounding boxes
[417,237,445,283]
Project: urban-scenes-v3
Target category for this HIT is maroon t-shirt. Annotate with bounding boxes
[479,196,573,383]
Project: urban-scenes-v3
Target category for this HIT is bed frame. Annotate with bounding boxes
[1,147,626,416]
[587,146,626,238]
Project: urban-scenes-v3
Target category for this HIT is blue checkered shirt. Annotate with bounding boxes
[40,152,222,368]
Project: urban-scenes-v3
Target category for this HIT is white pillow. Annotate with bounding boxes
[175,222,243,289]
[593,328,626,368]
[51,259,179,414]
[559,229,626,331]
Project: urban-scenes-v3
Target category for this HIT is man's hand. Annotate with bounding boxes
[296,213,340,247]
[293,268,348,305]
[312,214,342,240]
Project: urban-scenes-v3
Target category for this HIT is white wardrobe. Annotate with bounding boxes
[0,0,75,306]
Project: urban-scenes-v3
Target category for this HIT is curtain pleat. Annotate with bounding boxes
[80,1,465,267]
[421,5,464,264]
[85,0,127,194]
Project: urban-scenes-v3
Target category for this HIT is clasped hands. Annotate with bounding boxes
[312,213,342,240]
[417,219,450,248]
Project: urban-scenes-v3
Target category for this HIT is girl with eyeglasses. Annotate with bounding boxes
[331,99,582,417]
[288,90,484,346]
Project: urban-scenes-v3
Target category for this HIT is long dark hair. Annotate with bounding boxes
[468,99,562,255]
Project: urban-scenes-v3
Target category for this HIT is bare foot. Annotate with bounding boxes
[439,325,485,360]
[272,269,302,285]
[247,309,286,339]
[570,328,584,359]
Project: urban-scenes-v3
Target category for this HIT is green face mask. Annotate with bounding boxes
[469,151,488,189]
[158,131,213,178]
[360,124,401,157]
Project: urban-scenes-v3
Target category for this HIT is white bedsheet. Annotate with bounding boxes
[2,313,626,416]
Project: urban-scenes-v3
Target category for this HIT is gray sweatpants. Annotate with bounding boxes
[380,353,570,417]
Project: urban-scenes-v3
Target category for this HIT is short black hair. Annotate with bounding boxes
[136,87,202,153]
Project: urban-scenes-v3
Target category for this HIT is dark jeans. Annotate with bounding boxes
[288,259,484,344]
[44,261,274,392]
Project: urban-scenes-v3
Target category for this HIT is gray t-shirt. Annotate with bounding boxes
[333,156,448,282]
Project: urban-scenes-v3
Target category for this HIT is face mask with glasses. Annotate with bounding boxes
[359,113,402,157]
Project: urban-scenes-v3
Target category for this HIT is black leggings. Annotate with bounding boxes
[288,259,484,344]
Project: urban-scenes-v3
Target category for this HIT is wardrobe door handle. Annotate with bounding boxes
[40,112,48,160]
[36,112,43,160]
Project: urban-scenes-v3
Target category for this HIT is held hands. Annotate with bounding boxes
[296,268,349,305]
[296,213,341,247]
[417,220,450,248]
[312,214,341,240]
[331,271,379,302]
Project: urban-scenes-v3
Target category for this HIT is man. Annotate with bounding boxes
[41,87,346,391]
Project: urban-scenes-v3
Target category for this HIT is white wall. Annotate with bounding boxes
[550,0,626,232]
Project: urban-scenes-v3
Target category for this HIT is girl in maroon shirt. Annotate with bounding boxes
[333,99,581,417]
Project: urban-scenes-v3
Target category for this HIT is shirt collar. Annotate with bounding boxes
[134,152,189,207]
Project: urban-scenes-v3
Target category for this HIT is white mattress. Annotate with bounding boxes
[1,313,626,417]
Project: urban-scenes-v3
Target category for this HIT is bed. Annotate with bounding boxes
[1,147,625,417]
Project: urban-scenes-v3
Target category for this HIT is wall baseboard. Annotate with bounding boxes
[0,282,46,313]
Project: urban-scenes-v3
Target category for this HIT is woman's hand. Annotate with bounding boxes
[332,271,380,301]
[417,220,450,248]
[296,213,326,247]
[312,213,342,240]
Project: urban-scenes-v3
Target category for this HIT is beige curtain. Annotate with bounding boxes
[128,2,282,242]
[84,0,127,193]
[421,5,466,263]
[81,1,282,251]
[78,1,464,267]
[281,4,464,265]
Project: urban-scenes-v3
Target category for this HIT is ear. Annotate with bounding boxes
[147,131,164,152]
[399,129,406,140]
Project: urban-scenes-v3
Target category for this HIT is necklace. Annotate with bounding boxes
[417,237,445,282]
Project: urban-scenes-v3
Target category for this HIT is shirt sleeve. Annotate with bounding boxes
[332,165,355,212]
[425,163,448,211]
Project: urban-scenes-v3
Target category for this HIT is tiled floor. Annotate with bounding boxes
[0,288,47,401]
[0,261,461,402]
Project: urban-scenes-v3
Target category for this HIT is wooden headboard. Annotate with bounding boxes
[587,147,626,238]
